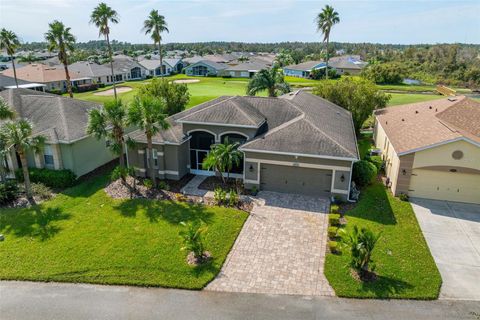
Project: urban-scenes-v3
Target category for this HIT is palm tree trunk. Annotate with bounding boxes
[268,87,275,97]
[147,135,157,187]
[11,55,19,88]
[19,151,33,203]
[63,57,74,98]
[118,134,125,169]
[106,32,117,101]
[325,37,329,80]
[159,39,163,76]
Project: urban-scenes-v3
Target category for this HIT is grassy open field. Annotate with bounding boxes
[0,174,248,289]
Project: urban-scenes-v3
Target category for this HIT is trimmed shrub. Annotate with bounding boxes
[368,155,383,171]
[329,214,340,226]
[143,179,153,189]
[352,160,377,187]
[330,204,340,214]
[15,168,76,189]
[158,180,170,191]
[228,189,239,207]
[329,241,339,253]
[399,193,409,202]
[0,181,19,205]
[328,226,339,239]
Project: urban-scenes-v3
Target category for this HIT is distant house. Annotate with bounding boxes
[68,61,116,85]
[0,88,116,177]
[0,74,45,91]
[328,55,367,75]
[184,60,227,76]
[222,61,269,78]
[373,96,480,204]
[283,61,327,78]
[111,55,148,81]
[1,64,92,93]
[139,58,184,76]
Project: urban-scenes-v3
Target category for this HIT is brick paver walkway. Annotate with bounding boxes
[207,191,334,296]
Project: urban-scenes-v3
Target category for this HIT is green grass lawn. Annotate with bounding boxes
[388,93,444,106]
[0,174,248,289]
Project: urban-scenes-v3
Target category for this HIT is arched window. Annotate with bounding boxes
[189,131,215,171]
[220,133,248,145]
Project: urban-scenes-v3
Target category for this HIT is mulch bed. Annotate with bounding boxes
[350,268,378,283]
[105,176,182,201]
[165,173,195,193]
[198,176,244,193]
[186,251,212,266]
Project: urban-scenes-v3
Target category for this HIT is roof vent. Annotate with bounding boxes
[415,110,419,114]
[448,97,457,102]
[435,108,438,112]
[429,106,432,109]
[401,118,405,121]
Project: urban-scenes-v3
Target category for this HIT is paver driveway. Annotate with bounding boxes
[207,191,334,296]
[411,198,480,301]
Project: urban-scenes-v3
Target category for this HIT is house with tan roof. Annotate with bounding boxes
[1,64,93,93]
[373,96,480,204]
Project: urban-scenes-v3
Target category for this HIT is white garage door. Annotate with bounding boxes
[409,169,480,204]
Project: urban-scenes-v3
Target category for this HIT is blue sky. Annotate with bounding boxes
[1,0,479,44]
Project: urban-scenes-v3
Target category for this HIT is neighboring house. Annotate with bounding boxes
[373,96,480,204]
[126,90,359,200]
[222,61,269,78]
[111,55,148,81]
[0,74,45,91]
[68,61,115,85]
[283,61,327,78]
[328,55,367,75]
[0,88,116,177]
[1,64,92,93]
[138,58,184,76]
[184,60,227,76]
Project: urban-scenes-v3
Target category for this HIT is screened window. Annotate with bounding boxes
[44,145,54,167]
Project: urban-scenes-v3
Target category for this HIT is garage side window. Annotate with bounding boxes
[43,145,54,168]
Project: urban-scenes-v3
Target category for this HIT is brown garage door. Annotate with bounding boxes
[260,164,332,196]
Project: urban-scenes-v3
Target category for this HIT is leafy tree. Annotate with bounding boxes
[361,62,405,84]
[90,2,119,100]
[142,9,169,76]
[312,77,390,134]
[275,50,294,67]
[316,5,340,80]
[139,78,190,115]
[0,119,45,202]
[17,53,41,64]
[179,220,207,262]
[352,160,377,187]
[87,100,130,170]
[0,28,21,88]
[247,66,291,97]
[340,226,381,278]
[202,139,242,183]
[45,20,76,98]
[128,95,169,186]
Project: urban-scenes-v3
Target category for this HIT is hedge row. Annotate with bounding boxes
[15,168,76,189]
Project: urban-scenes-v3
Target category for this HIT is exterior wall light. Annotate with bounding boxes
[249,164,254,172]
[340,174,345,182]
[402,169,407,175]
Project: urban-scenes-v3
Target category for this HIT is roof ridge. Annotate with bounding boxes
[231,98,257,125]
[302,117,357,158]
[245,113,305,142]
[56,97,70,141]
[176,96,236,121]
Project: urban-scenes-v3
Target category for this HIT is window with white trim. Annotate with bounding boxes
[44,145,54,168]
[145,148,158,167]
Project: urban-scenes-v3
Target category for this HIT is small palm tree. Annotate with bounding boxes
[0,28,21,88]
[45,20,76,98]
[203,139,243,183]
[0,97,15,181]
[247,66,291,97]
[179,220,207,262]
[87,100,129,169]
[128,95,169,186]
[90,2,119,100]
[0,96,15,120]
[142,10,169,77]
[0,119,45,202]
[316,5,340,80]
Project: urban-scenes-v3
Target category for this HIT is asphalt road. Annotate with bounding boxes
[1,281,479,320]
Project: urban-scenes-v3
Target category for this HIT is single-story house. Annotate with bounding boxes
[68,61,116,85]
[111,55,148,81]
[1,64,93,93]
[139,58,184,76]
[328,55,367,75]
[184,60,228,77]
[283,60,327,78]
[221,61,269,78]
[0,88,116,177]
[126,90,359,200]
[373,96,480,204]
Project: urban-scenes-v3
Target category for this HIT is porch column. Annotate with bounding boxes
[52,144,63,170]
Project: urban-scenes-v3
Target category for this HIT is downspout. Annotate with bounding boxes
[347,160,356,202]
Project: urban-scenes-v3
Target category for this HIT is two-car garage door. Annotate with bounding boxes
[409,169,480,204]
[260,164,332,196]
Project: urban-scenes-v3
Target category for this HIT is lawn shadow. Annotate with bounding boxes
[191,258,220,279]
[346,183,397,225]
[113,199,214,225]
[359,274,414,298]
[0,205,71,241]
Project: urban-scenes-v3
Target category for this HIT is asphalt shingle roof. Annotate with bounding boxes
[284,61,325,72]
[0,88,100,143]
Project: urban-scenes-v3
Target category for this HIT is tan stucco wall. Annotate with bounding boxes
[412,140,480,171]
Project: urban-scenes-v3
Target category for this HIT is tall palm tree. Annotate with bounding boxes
[246,66,291,97]
[142,10,169,77]
[87,100,129,170]
[45,20,76,98]
[90,2,119,100]
[202,139,243,183]
[316,5,340,80]
[0,28,21,88]
[0,119,45,202]
[128,95,169,186]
